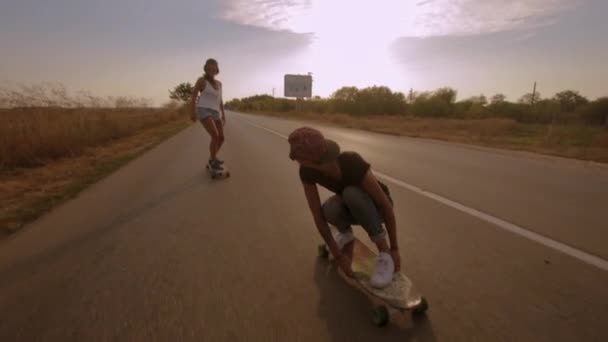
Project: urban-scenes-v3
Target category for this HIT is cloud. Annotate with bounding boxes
[220,0,312,32]
[415,0,576,36]
[416,0,437,6]
[219,0,577,38]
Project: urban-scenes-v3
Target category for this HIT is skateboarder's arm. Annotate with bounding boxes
[190,78,205,116]
[361,170,398,250]
[303,183,342,257]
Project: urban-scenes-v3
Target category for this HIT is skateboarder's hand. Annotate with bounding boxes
[336,254,353,277]
[222,116,226,126]
[390,249,401,272]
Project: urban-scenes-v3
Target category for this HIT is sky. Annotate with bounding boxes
[1,0,607,105]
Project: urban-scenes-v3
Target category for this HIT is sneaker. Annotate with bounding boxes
[370,252,395,288]
[333,230,354,250]
[208,159,224,171]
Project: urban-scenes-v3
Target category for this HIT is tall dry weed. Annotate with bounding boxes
[0,83,183,170]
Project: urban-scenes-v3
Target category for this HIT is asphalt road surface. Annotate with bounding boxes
[1,111,607,341]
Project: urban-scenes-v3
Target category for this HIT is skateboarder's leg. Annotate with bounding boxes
[199,113,222,170]
[341,186,388,250]
[341,186,395,287]
[322,195,355,251]
[322,195,353,231]
[213,118,225,164]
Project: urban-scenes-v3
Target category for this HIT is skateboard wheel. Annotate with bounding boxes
[371,305,389,327]
[317,244,329,258]
[412,296,429,316]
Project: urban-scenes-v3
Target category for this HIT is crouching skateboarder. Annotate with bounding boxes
[288,127,400,288]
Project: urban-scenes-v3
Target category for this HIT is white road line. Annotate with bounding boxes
[247,121,288,139]
[244,119,608,272]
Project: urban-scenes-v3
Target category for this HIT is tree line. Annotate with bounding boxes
[169,83,607,126]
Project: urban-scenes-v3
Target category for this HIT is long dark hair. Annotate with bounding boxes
[203,58,219,85]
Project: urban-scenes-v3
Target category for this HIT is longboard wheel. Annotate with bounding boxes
[412,296,429,316]
[317,244,329,258]
[372,305,389,327]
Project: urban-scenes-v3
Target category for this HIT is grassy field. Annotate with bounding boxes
[247,111,608,163]
[0,107,185,171]
[0,106,189,236]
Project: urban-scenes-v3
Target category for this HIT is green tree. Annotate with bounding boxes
[169,82,194,102]
[490,94,507,104]
[332,86,359,101]
[412,98,452,118]
[466,94,488,106]
[353,86,406,115]
[432,87,457,104]
[581,97,608,127]
[519,92,542,105]
[410,87,457,117]
[554,90,589,112]
[330,86,359,114]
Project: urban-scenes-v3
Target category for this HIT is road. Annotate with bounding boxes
[1,111,607,341]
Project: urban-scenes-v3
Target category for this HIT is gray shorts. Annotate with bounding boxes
[197,107,220,121]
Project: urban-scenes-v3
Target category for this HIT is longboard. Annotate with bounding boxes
[206,165,230,179]
[318,237,428,326]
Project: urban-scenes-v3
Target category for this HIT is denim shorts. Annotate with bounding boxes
[197,107,220,121]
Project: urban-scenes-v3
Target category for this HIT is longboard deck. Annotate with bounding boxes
[319,237,428,318]
[348,238,423,310]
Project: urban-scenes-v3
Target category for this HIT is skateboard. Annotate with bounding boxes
[206,164,230,179]
[318,237,428,326]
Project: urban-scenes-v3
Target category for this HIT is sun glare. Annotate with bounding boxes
[288,0,416,94]
[222,0,577,96]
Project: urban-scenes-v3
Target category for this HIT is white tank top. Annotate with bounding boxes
[196,79,222,112]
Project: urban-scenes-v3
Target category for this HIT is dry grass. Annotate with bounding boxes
[0,107,184,171]
[249,111,608,163]
[0,82,152,108]
[0,119,189,236]
[0,83,189,236]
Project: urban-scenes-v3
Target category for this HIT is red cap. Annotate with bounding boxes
[288,127,328,161]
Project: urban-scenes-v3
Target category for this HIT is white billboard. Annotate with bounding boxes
[284,74,312,98]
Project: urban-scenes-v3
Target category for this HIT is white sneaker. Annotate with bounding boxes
[370,252,395,288]
[334,230,354,250]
